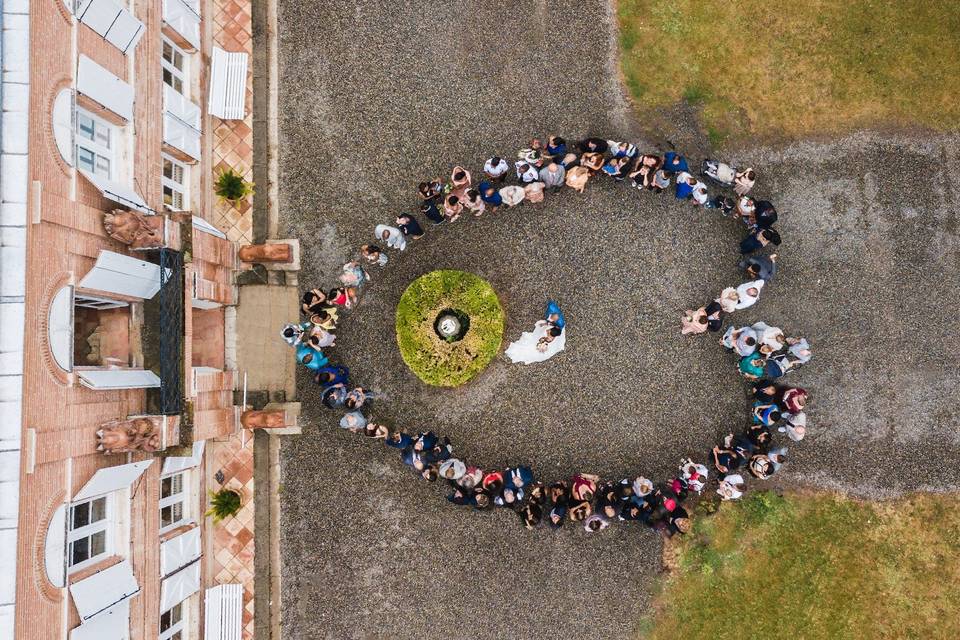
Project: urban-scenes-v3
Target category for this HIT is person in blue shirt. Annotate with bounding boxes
[663,151,689,173]
[296,343,328,372]
[314,364,348,388]
[545,300,565,330]
[385,431,413,450]
[478,181,503,209]
[546,135,566,159]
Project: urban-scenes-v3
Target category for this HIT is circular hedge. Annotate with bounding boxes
[396,270,504,387]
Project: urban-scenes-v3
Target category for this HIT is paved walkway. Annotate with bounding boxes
[274,1,960,638]
[211,0,255,242]
[207,435,256,640]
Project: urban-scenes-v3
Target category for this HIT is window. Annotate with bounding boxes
[159,472,188,532]
[159,602,184,640]
[162,38,189,96]
[75,109,116,179]
[68,496,113,571]
[162,155,189,211]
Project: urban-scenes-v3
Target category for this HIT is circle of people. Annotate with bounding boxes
[280,135,812,536]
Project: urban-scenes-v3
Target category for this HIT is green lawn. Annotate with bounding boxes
[617,0,960,142]
[640,491,960,640]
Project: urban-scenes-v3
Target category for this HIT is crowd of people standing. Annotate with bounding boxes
[281,134,812,535]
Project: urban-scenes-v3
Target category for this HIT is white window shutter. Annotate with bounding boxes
[204,584,243,640]
[163,113,201,161]
[162,0,201,50]
[76,55,134,121]
[162,440,205,475]
[159,560,201,611]
[77,0,145,54]
[105,8,145,53]
[160,527,201,577]
[73,460,153,502]
[78,170,155,214]
[208,47,248,120]
[78,369,162,390]
[79,250,162,298]
[69,559,140,621]
[163,85,202,132]
[69,599,131,640]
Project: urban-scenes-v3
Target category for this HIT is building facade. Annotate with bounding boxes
[1,0,252,638]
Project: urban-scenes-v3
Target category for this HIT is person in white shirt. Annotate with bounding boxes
[374,224,406,251]
[515,161,539,183]
[717,474,745,500]
[483,156,509,182]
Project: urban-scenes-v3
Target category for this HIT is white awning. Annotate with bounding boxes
[79,250,162,299]
[162,440,205,475]
[78,170,154,214]
[160,526,201,577]
[74,460,153,501]
[76,0,145,54]
[162,0,201,50]
[192,215,226,239]
[53,89,74,164]
[78,369,162,390]
[76,55,134,122]
[69,599,130,640]
[48,285,73,372]
[69,559,140,621]
[160,560,200,612]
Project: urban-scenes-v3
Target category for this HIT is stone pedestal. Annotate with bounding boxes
[241,409,289,430]
[240,402,301,435]
[239,238,300,272]
[239,243,292,264]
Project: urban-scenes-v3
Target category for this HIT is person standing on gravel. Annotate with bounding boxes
[375,223,407,250]
[483,156,510,182]
[515,161,539,183]
[396,213,424,239]
[734,168,756,195]
[740,227,781,254]
[740,253,778,281]
[540,162,566,191]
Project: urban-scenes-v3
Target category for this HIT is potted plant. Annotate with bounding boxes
[206,487,242,523]
[214,167,254,203]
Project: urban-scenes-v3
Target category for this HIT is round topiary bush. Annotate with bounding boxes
[396,270,504,387]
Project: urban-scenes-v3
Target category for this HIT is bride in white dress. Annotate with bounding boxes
[505,320,566,364]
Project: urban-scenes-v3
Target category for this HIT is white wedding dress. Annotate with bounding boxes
[505,321,566,364]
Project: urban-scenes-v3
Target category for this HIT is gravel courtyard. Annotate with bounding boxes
[275,1,960,638]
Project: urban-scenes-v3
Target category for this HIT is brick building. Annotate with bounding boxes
[0,0,254,638]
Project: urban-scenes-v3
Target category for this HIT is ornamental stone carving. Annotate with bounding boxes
[103,209,164,249]
[96,416,162,453]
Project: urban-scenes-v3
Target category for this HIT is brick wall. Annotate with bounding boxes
[14,0,224,638]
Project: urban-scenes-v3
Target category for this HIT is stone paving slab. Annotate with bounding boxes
[235,284,298,399]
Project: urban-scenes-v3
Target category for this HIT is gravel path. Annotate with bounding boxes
[275,1,960,638]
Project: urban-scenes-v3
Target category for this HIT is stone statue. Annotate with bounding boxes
[103,209,164,249]
[96,416,162,453]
